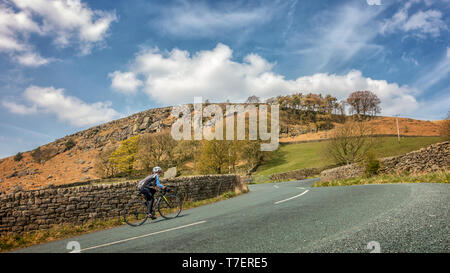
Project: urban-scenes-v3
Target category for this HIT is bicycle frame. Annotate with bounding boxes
[150,190,171,213]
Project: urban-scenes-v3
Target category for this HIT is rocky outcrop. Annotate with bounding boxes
[41,106,175,156]
[164,167,178,179]
[320,141,449,181]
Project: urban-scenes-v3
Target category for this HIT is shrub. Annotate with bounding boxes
[222,191,236,199]
[65,138,76,151]
[14,152,23,162]
[30,147,42,162]
[364,151,380,177]
[30,146,57,163]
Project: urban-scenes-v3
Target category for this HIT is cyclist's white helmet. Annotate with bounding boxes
[153,166,162,173]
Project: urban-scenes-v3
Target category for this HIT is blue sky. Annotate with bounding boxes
[0,0,449,158]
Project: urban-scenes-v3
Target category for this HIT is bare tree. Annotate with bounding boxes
[94,145,119,178]
[324,121,377,165]
[196,140,235,174]
[440,111,450,141]
[136,130,177,170]
[172,140,201,166]
[337,100,347,123]
[246,95,260,104]
[346,91,381,118]
[265,97,277,105]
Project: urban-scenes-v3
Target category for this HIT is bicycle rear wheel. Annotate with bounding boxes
[123,197,148,226]
[158,194,182,219]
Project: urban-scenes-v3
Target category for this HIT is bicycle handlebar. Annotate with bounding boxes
[161,187,171,193]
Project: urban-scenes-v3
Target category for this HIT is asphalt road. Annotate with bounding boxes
[14,179,449,253]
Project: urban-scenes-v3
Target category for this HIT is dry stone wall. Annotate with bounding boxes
[0,174,240,234]
[270,168,321,181]
[321,141,449,181]
[320,164,365,181]
[379,141,449,174]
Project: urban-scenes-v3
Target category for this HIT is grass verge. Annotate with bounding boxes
[312,171,450,187]
[0,189,248,252]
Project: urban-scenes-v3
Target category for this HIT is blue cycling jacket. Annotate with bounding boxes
[137,173,164,189]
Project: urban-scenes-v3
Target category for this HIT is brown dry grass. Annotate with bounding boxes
[280,116,442,143]
[0,148,100,193]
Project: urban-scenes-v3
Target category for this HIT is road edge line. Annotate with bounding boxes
[79,220,207,252]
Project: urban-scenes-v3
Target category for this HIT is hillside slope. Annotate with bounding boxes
[0,104,444,193]
[0,106,175,193]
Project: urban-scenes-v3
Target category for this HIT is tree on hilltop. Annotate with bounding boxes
[346,90,381,118]
[246,95,260,104]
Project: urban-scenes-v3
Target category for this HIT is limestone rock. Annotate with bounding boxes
[164,167,178,178]
[149,120,163,132]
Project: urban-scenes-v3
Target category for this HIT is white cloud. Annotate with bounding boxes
[381,1,447,38]
[11,0,117,48]
[0,4,41,52]
[0,0,116,66]
[109,71,143,93]
[14,52,50,67]
[154,1,276,37]
[2,100,37,114]
[403,10,446,36]
[0,3,45,65]
[114,43,420,116]
[4,86,120,127]
[367,0,382,5]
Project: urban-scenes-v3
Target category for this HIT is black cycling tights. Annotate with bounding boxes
[140,187,156,214]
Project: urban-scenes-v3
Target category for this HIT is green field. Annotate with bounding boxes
[254,136,442,178]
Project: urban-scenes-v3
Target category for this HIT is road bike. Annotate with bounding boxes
[123,187,182,226]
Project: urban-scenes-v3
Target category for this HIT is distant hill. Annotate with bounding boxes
[0,103,444,193]
[279,116,442,143]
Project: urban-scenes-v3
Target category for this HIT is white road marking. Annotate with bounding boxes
[274,190,309,205]
[79,220,207,252]
[273,185,279,188]
[296,187,306,190]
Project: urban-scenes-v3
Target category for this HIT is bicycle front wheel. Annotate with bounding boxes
[158,194,182,219]
[123,197,148,226]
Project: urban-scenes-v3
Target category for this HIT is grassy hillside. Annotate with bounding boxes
[254,136,443,178]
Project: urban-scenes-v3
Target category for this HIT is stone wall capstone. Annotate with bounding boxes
[320,141,449,181]
[0,174,241,234]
